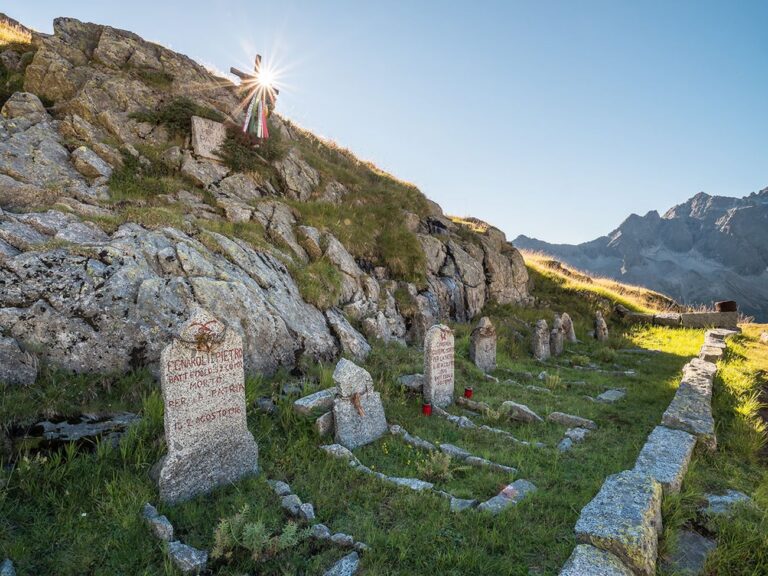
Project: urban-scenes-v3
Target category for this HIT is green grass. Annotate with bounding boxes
[289,258,343,310]
[130,97,225,139]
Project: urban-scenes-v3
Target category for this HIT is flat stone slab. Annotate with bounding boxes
[680,311,738,330]
[575,469,662,576]
[389,424,435,450]
[597,389,626,403]
[324,551,360,576]
[661,530,716,576]
[654,312,681,327]
[548,412,597,430]
[559,544,634,575]
[662,380,716,450]
[501,400,543,423]
[397,373,424,392]
[386,476,434,491]
[634,426,697,494]
[477,479,536,514]
[699,345,723,363]
[701,490,752,517]
[294,388,337,415]
[682,358,717,381]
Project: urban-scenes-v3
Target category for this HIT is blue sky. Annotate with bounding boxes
[10,1,768,243]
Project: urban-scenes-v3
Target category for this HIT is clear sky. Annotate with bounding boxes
[9,1,768,243]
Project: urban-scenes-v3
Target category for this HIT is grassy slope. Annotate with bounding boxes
[6,259,765,575]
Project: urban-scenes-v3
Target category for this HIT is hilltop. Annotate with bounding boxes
[515,188,768,321]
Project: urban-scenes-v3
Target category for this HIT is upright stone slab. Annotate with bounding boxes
[332,358,388,450]
[550,314,565,357]
[158,310,258,503]
[469,316,497,373]
[532,319,551,361]
[595,311,609,342]
[423,324,455,408]
[190,116,226,161]
[561,312,577,343]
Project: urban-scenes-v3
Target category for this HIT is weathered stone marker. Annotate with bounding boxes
[550,314,564,356]
[158,310,258,503]
[469,316,496,373]
[561,312,577,343]
[332,358,387,449]
[190,116,227,161]
[532,319,550,361]
[595,311,609,341]
[423,324,455,408]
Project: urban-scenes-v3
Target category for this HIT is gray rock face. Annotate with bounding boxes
[661,530,716,576]
[325,309,371,362]
[514,188,768,322]
[71,146,113,179]
[532,319,551,361]
[575,470,662,576]
[633,426,697,494]
[469,316,496,372]
[423,324,454,408]
[157,311,259,503]
[501,400,543,423]
[323,551,360,576]
[0,210,338,375]
[0,336,37,386]
[548,412,597,430]
[559,545,634,576]
[275,148,320,201]
[167,541,208,575]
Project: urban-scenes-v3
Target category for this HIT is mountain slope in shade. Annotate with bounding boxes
[514,188,768,321]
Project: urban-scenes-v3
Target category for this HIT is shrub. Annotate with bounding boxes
[211,504,305,563]
[217,121,286,172]
[134,68,174,89]
[290,259,343,310]
[129,97,224,138]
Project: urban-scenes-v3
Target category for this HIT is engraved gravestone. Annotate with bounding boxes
[469,316,496,373]
[190,116,227,161]
[158,309,258,503]
[423,324,454,408]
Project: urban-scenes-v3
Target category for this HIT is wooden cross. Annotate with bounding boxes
[230,54,279,104]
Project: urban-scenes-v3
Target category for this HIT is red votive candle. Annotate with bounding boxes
[464,387,474,399]
[422,402,432,416]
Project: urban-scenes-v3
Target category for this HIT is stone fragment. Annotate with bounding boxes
[699,345,723,363]
[333,384,388,450]
[501,400,544,423]
[575,470,662,576]
[281,494,303,516]
[439,443,472,459]
[389,424,435,450]
[333,358,373,398]
[320,444,357,462]
[595,311,609,341]
[560,312,577,343]
[531,319,551,361]
[310,523,332,540]
[423,324,455,407]
[469,316,496,372]
[354,541,370,553]
[1,92,47,121]
[633,426,697,494]
[323,551,360,576]
[0,336,37,386]
[557,438,574,452]
[477,479,537,514]
[315,411,335,436]
[565,427,591,443]
[386,476,434,491]
[326,309,371,362]
[299,502,316,522]
[0,559,15,576]
[548,412,597,430]
[180,153,229,187]
[330,533,355,547]
[190,116,226,161]
[455,396,491,413]
[142,503,174,542]
[268,480,293,497]
[167,541,208,575]
[157,310,258,504]
[597,389,626,403]
[559,545,634,576]
[293,388,337,415]
[71,146,113,179]
[661,530,716,576]
[701,490,752,517]
[450,497,479,512]
[550,314,565,357]
[760,331,768,344]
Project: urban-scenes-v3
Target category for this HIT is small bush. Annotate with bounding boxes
[290,259,343,310]
[211,504,305,563]
[217,121,286,172]
[594,347,617,363]
[134,68,174,89]
[130,97,224,138]
[570,354,590,367]
[416,451,455,483]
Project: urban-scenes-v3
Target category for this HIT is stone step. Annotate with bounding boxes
[477,479,537,514]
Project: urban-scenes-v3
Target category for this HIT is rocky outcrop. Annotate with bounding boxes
[515,188,768,321]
